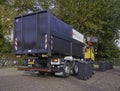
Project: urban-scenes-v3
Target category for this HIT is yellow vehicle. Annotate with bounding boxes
[84,36,98,61]
[85,47,95,61]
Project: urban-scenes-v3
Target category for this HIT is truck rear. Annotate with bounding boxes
[14,10,84,77]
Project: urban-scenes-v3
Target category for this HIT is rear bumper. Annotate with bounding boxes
[17,67,51,72]
[17,66,63,72]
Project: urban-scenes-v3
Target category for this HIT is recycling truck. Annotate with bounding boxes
[14,10,87,77]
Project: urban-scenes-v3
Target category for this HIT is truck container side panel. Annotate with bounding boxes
[72,42,84,58]
[15,17,22,51]
[49,12,72,56]
[72,29,84,43]
[50,14,72,38]
[23,14,36,50]
[79,43,84,58]
[72,43,79,57]
[52,36,71,55]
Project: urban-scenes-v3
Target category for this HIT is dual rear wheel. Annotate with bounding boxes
[38,62,79,78]
[59,62,79,77]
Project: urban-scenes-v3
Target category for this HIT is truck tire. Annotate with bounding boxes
[73,63,79,75]
[62,62,71,78]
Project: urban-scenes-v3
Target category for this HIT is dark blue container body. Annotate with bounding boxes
[98,61,114,72]
[109,61,114,69]
[106,61,110,70]
[87,61,94,76]
[14,10,84,58]
[77,61,93,80]
[98,61,107,72]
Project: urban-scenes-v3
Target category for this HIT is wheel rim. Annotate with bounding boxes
[74,65,78,74]
[65,66,70,74]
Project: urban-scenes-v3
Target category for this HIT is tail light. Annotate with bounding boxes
[51,58,58,62]
[28,59,33,62]
[51,58,60,65]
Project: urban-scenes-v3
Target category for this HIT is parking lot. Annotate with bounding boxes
[0,67,120,91]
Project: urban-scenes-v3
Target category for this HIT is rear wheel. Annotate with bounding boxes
[62,62,71,78]
[73,63,79,75]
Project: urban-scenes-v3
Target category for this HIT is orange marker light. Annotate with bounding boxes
[51,58,58,62]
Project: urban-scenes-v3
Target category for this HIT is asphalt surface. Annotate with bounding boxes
[0,67,120,91]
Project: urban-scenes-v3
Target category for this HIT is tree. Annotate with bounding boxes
[13,0,35,14]
[51,0,120,58]
[0,0,120,58]
[0,1,16,54]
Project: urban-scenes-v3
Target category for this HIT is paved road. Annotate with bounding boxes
[0,67,120,91]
